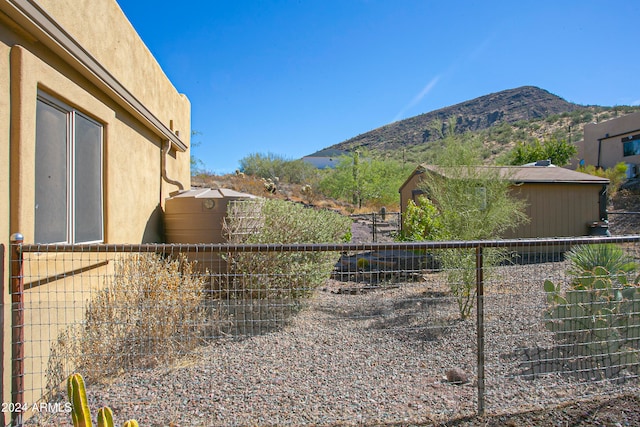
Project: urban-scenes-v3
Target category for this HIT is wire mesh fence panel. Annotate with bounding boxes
[482,240,640,415]
[9,237,640,426]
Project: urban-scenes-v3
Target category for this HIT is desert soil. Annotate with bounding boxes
[350,189,640,427]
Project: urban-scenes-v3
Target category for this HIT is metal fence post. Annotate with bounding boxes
[0,242,4,427]
[372,213,377,242]
[10,233,24,427]
[475,245,485,416]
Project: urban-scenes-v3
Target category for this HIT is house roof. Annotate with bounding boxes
[401,164,610,190]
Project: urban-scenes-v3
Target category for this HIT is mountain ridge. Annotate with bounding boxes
[310,86,582,156]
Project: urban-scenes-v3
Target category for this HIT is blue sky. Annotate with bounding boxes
[116,0,640,174]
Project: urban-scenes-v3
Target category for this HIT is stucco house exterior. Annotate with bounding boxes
[1,0,191,418]
[400,164,610,239]
[576,111,640,174]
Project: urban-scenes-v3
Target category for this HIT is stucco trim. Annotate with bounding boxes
[1,0,187,152]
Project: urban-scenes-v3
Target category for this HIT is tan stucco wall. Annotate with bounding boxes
[0,19,11,426]
[583,111,640,169]
[1,0,192,417]
[399,170,424,220]
[36,0,191,145]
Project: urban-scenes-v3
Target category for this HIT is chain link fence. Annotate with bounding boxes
[7,236,640,426]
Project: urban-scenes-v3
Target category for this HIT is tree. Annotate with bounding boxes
[507,137,577,166]
[403,131,529,318]
[239,152,319,184]
[318,151,412,209]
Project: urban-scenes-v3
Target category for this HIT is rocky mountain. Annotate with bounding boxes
[311,86,582,155]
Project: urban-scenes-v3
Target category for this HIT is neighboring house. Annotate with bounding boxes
[302,155,342,169]
[400,164,610,239]
[1,0,191,416]
[576,111,640,174]
[302,149,348,169]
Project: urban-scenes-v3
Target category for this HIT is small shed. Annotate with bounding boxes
[399,164,610,239]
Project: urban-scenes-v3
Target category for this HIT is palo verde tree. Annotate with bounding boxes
[403,125,529,318]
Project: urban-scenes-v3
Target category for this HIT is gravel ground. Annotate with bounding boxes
[27,249,640,426]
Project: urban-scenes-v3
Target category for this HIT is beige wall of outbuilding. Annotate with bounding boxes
[503,183,605,239]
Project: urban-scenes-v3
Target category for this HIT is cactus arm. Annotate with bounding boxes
[122,421,139,427]
[67,373,93,427]
[97,407,114,427]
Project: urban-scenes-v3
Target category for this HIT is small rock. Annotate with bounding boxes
[445,368,469,385]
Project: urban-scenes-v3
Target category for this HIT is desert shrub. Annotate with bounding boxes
[356,257,370,271]
[47,253,207,386]
[239,152,319,184]
[506,137,577,166]
[220,198,351,299]
[437,247,507,320]
[544,267,640,375]
[566,243,637,282]
[398,196,442,242]
[318,151,410,208]
[577,162,628,199]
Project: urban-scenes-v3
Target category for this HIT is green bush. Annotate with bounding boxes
[400,134,528,319]
[398,196,442,242]
[317,151,411,208]
[239,152,320,184]
[566,243,637,283]
[221,198,352,299]
[507,137,577,166]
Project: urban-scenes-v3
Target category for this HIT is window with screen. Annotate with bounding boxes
[35,93,104,244]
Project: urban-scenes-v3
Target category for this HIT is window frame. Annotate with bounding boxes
[35,92,104,244]
[622,134,640,157]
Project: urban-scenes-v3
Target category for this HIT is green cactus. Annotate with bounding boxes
[67,373,139,427]
[543,266,640,368]
[97,407,114,427]
[68,373,92,427]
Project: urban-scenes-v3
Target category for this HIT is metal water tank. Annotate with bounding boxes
[165,188,258,274]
